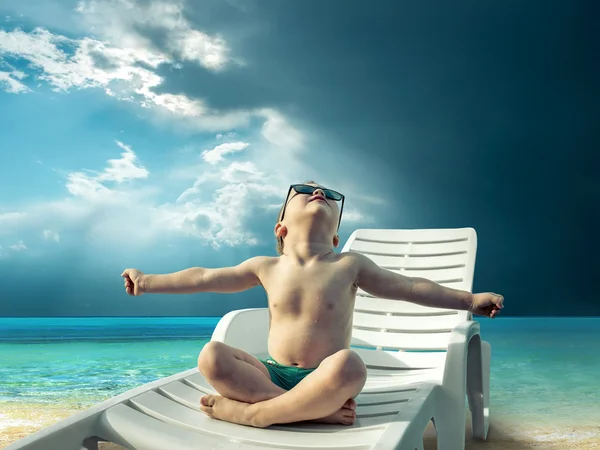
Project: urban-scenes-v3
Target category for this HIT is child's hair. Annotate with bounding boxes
[275,180,317,255]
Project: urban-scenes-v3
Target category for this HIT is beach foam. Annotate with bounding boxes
[532,429,600,443]
[0,412,39,431]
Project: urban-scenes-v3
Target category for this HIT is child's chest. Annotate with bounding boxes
[263,260,357,315]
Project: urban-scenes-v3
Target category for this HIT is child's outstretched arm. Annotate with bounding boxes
[121,256,267,296]
[354,253,504,318]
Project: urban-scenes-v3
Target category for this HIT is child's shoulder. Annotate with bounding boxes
[337,250,365,263]
[336,250,371,271]
[243,255,280,269]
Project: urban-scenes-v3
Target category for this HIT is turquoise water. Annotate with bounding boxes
[1,317,599,426]
[0,317,218,406]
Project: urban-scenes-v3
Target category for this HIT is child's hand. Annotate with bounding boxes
[469,292,504,318]
[121,268,145,296]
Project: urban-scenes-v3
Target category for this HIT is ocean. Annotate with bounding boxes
[1,317,599,448]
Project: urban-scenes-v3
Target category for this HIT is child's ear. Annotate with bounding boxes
[274,223,287,239]
[333,234,340,248]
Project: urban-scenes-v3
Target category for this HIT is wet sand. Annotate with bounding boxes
[1,403,598,449]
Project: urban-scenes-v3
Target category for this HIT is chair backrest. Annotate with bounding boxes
[342,228,478,368]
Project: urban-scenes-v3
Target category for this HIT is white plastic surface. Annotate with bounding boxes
[6,228,490,450]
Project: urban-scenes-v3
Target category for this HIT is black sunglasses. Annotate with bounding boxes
[280,184,345,230]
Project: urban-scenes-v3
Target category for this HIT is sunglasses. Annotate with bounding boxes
[280,184,345,230]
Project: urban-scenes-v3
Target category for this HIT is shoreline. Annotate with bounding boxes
[1,402,598,449]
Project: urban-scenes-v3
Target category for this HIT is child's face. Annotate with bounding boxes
[280,183,343,232]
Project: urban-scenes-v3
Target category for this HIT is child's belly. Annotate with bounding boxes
[267,316,353,368]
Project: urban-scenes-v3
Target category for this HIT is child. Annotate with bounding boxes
[121,181,504,428]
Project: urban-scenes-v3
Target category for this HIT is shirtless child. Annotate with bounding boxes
[121,181,504,429]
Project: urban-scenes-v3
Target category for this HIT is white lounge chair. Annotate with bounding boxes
[6,228,490,450]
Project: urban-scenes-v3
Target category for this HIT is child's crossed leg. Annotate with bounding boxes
[198,341,367,427]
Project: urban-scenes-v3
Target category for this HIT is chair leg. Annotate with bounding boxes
[432,409,466,450]
[468,340,490,440]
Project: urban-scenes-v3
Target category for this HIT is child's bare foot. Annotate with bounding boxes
[312,398,357,425]
[200,396,357,427]
[200,395,265,428]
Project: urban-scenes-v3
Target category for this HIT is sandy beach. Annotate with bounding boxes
[1,403,598,449]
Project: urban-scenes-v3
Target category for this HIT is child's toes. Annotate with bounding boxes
[343,409,356,418]
[341,413,356,425]
[200,405,214,418]
[200,395,217,407]
[200,395,217,417]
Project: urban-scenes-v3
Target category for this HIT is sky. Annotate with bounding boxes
[0,0,598,317]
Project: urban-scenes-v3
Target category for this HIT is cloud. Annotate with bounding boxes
[9,241,27,251]
[201,142,249,165]
[65,140,149,200]
[99,141,150,183]
[0,69,30,93]
[43,230,60,242]
[75,0,231,70]
[342,209,368,223]
[260,109,304,151]
[0,212,24,224]
[0,3,313,139]
[162,181,276,247]
[0,0,247,133]
[0,138,282,249]
[0,26,202,115]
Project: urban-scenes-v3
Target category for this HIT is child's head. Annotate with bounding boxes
[274,180,345,255]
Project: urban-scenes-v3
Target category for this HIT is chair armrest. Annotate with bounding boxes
[210,308,270,356]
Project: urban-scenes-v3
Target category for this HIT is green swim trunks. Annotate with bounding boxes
[260,357,315,390]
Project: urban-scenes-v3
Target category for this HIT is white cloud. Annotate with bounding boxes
[0,212,24,223]
[0,69,30,93]
[43,230,60,242]
[100,141,149,183]
[0,139,286,249]
[0,25,227,126]
[260,109,304,151]
[201,142,249,165]
[0,27,154,91]
[75,0,231,70]
[9,241,27,251]
[0,27,186,110]
[65,172,112,199]
[177,160,268,203]
[219,161,264,183]
[65,140,148,200]
[160,182,269,247]
[342,209,372,223]
[0,4,311,138]
[0,27,290,135]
